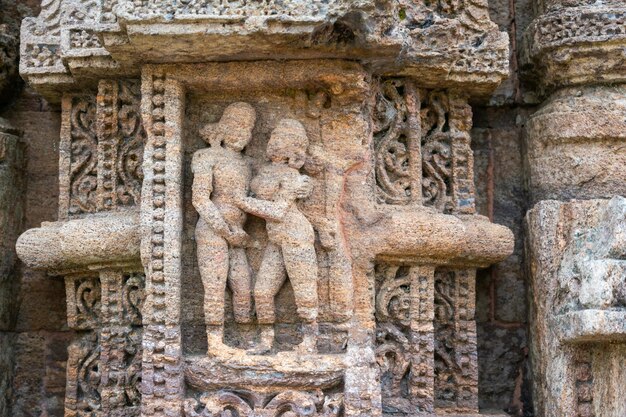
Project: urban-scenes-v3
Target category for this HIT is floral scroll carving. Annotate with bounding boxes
[374,266,479,415]
[61,80,145,218]
[65,271,145,416]
[67,96,98,216]
[373,81,475,214]
[184,390,343,417]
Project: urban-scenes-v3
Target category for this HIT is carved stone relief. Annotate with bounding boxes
[64,270,145,417]
[16,51,513,417]
[527,197,626,417]
[60,79,144,218]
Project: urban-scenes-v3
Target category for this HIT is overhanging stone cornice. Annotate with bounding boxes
[20,0,510,102]
[522,3,626,92]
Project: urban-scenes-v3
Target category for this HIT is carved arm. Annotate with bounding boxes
[191,168,231,238]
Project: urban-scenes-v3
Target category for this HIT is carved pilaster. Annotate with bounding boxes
[524,1,626,415]
[140,72,185,417]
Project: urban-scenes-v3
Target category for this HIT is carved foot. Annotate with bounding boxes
[247,325,274,355]
[295,322,318,354]
[207,326,241,357]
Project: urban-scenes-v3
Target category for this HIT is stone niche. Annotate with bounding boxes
[16,1,515,417]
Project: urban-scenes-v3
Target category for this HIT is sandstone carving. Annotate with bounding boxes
[192,102,256,356]
[527,197,626,417]
[12,0,524,415]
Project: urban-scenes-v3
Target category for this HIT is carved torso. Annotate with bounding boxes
[251,164,315,246]
[192,146,251,227]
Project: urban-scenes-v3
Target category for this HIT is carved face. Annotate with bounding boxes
[200,102,256,150]
[267,118,308,169]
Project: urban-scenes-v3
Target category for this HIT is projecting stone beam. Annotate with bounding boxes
[16,211,141,274]
[354,208,514,268]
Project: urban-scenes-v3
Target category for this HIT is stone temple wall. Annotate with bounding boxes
[0,0,623,416]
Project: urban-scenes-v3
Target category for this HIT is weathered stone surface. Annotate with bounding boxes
[20,0,510,101]
[5,0,624,415]
[0,118,24,417]
[527,197,626,417]
[525,85,626,203]
[522,0,626,92]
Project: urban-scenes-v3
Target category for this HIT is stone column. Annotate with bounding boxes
[523,1,626,415]
[0,118,24,417]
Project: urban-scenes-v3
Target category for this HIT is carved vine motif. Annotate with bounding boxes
[373,81,475,213]
[66,275,101,329]
[422,91,475,214]
[63,80,145,217]
[433,269,478,411]
[100,327,143,411]
[122,273,145,325]
[97,79,145,210]
[374,265,435,414]
[75,335,102,414]
[69,96,98,215]
[373,80,419,205]
[421,91,452,212]
[184,390,343,417]
[115,81,145,207]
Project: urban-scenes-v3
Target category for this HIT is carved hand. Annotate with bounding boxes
[225,227,251,247]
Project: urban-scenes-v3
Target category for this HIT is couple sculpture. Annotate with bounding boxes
[191,102,319,356]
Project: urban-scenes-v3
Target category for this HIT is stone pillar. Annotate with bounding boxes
[523,1,626,415]
[0,118,24,417]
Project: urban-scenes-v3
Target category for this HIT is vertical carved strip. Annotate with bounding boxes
[574,349,595,417]
[97,80,120,211]
[140,70,184,417]
[408,265,435,413]
[448,94,475,215]
[373,79,421,205]
[452,269,478,411]
[60,94,98,219]
[434,269,478,412]
[375,264,435,414]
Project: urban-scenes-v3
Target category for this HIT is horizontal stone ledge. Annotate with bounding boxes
[185,352,345,392]
[367,210,514,268]
[557,310,626,344]
[16,211,141,274]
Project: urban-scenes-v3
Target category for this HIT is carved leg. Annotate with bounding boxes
[282,243,319,354]
[249,242,286,355]
[195,221,231,355]
[228,247,253,324]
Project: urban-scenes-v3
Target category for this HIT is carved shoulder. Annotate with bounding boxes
[191,149,216,174]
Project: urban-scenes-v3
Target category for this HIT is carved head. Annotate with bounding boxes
[200,102,256,151]
[267,118,308,169]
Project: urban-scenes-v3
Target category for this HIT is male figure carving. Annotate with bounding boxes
[237,119,319,354]
[191,102,256,355]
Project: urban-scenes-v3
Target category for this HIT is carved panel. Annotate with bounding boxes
[65,333,102,417]
[66,275,101,330]
[61,95,98,217]
[65,271,144,416]
[375,264,435,414]
[433,269,478,412]
[373,81,475,214]
[60,80,145,218]
[374,266,479,415]
[184,389,343,417]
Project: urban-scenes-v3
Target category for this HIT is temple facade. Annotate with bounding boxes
[0,0,624,416]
